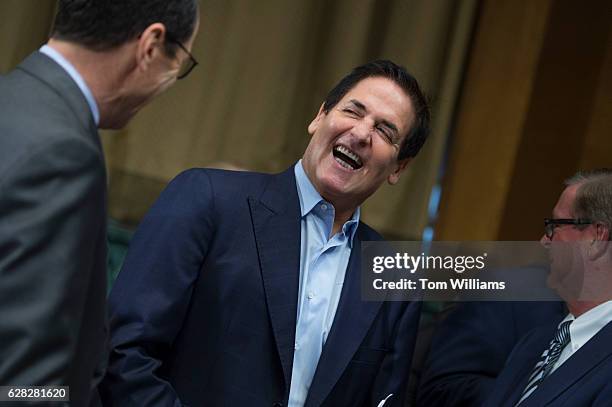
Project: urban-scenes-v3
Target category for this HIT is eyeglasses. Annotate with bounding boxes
[166,35,198,79]
[544,218,592,239]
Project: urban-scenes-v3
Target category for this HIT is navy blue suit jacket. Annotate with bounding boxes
[483,319,612,406]
[417,301,565,407]
[100,166,421,406]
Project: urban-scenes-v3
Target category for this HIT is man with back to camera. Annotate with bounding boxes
[0,1,199,405]
[99,60,430,406]
[483,169,612,406]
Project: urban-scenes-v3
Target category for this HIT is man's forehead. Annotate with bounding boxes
[340,76,407,101]
[553,184,580,216]
[338,77,414,132]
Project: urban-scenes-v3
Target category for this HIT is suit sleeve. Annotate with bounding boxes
[99,170,216,407]
[593,381,612,406]
[369,300,423,407]
[0,137,106,390]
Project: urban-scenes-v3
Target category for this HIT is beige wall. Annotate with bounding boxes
[436,0,612,240]
[4,1,608,241]
[0,0,56,72]
[98,0,478,237]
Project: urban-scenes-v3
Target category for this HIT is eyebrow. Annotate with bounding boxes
[346,99,399,136]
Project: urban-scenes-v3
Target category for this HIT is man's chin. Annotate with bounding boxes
[318,173,353,194]
[100,109,140,130]
[324,162,362,183]
[100,117,130,130]
[547,272,583,302]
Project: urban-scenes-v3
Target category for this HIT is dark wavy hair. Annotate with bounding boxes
[322,60,431,160]
[51,0,198,56]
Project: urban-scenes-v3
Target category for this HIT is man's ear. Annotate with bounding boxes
[589,223,611,260]
[307,103,326,135]
[136,23,167,72]
[387,158,411,185]
[596,223,611,242]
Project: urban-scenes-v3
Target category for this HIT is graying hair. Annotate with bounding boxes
[565,169,612,234]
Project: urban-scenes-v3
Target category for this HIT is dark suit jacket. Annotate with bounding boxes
[483,319,612,407]
[100,167,422,406]
[0,52,108,405]
[417,301,565,407]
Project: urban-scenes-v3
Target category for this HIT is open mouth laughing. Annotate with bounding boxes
[333,145,363,170]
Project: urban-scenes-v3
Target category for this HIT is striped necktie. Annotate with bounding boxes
[516,320,573,406]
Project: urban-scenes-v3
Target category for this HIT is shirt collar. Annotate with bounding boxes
[342,211,360,246]
[294,160,324,217]
[561,299,612,353]
[294,160,360,245]
[39,44,100,126]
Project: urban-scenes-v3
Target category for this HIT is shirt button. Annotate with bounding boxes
[321,204,327,210]
[294,342,299,350]
[307,292,314,299]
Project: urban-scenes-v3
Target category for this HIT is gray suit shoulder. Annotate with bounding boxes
[0,67,99,178]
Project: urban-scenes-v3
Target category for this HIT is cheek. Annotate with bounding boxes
[328,116,356,135]
[160,71,178,88]
[148,76,177,100]
[557,229,581,241]
[370,140,399,168]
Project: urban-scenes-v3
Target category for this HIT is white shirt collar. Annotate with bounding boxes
[560,299,612,353]
[39,44,100,126]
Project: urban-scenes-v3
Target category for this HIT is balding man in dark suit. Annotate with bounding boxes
[0,1,199,404]
[484,170,612,407]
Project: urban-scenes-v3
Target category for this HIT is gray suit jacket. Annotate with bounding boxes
[0,52,107,406]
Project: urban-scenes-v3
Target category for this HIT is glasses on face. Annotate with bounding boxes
[544,218,592,239]
[166,35,198,79]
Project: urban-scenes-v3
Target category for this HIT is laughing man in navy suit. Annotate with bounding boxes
[484,169,612,407]
[99,60,430,406]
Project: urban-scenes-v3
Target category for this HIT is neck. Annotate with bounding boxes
[567,300,604,318]
[567,263,612,317]
[47,39,135,127]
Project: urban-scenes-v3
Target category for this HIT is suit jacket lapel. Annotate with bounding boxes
[304,227,384,407]
[525,321,612,406]
[248,167,301,397]
[500,326,557,406]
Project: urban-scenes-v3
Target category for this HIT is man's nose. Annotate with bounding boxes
[352,120,372,145]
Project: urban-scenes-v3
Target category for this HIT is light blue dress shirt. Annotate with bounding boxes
[288,160,360,407]
[39,44,100,126]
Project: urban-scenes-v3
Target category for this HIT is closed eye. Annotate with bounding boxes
[376,125,392,142]
[377,124,399,145]
[343,108,361,117]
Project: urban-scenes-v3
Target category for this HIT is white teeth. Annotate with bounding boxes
[334,155,354,170]
[334,145,362,167]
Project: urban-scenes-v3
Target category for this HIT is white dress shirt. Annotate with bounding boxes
[551,299,612,373]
